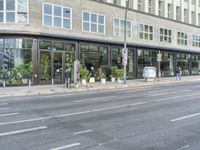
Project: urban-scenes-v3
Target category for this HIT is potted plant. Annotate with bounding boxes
[111,66,118,82]
[99,66,106,84]
[117,69,123,83]
[80,66,89,85]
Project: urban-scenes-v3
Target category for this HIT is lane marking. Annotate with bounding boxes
[0,126,47,137]
[0,103,8,106]
[99,138,119,146]
[176,145,189,150]
[0,92,199,126]
[151,90,192,97]
[0,108,9,111]
[74,96,117,102]
[49,143,81,150]
[74,130,93,135]
[0,113,19,117]
[171,113,200,122]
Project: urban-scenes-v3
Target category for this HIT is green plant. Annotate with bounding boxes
[111,66,118,77]
[99,66,106,79]
[80,66,89,80]
[40,54,50,81]
[117,69,124,80]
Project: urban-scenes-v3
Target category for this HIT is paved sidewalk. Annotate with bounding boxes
[0,75,200,98]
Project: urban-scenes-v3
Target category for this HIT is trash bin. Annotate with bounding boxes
[143,67,156,81]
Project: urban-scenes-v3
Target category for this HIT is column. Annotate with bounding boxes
[195,0,198,26]
[163,0,168,18]
[180,0,184,22]
[172,0,177,20]
[188,0,192,24]
[133,0,137,10]
[153,0,159,15]
[144,0,149,13]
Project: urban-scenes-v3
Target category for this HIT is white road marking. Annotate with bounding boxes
[151,90,192,96]
[74,96,117,102]
[171,113,200,122]
[0,108,9,111]
[74,130,93,135]
[0,126,47,137]
[176,145,189,150]
[0,113,19,117]
[50,143,81,150]
[0,103,8,106]
[99,138,119,146]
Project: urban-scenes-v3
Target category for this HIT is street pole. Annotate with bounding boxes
[123,0,129,84]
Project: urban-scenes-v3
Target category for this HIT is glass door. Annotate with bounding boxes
[40,51,51,84]
[54,52,63,84]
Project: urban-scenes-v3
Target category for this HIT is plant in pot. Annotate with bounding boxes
[117,68,123,83]
[80,66,89,85]
[111,66,118,82]
[99,67,106,84]
[19,62,33,84]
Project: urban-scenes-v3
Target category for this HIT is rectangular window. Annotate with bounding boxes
[0,0,28,23]
[177,32,187,46]
[148,0,152,14]
[113,18,132,37]
[82,11,105,34]
[176,6,181,21]
[160,28,172,43]
[192,35,200,47]
[158,0,163,16]
[43,3,72,29]
[137,0,142,11]
[139,24,153,41]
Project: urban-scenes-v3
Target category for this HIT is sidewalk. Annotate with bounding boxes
[1,75,200,98]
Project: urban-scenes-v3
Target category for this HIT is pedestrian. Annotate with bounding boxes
[65,68,71,88]
[88,67,96,87]
[176,67,181,81]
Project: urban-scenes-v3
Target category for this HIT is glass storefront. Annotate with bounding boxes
[80,44,109,80]
[176,53,189,75]
[191,54,200,74]
[160,51,174,76]
[39,40,75,84]
[137,49,157,77]
[0,38,33,85]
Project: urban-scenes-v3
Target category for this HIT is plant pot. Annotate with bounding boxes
[22,79,28,84]
[117,78,122,83]
[111,77,115,82]
[81,79,86,85]
[101,78,106,84]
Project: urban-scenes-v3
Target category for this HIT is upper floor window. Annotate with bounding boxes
[160,28,172,43]
[137,0,142,11]
[177,32,187,46]
[0,0,28,23]
[148,0,152,14]
[139,24,153,41]
[43,3,72,29]
[113,18,132,37]
[82,11,105,34]
[192,35,200,47]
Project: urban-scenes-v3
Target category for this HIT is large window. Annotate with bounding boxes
[160,51,174,76]
[0,0,28,23]
[160,28,172,43]
[43,3,72,29]
[177,32,187,46]
[113,18,132,37]
[82,11,105,34]
[139,24,153,41]
[192,35,200,47]
[0,38,33,85]
[191,54,200,74]
[176,53,189,75]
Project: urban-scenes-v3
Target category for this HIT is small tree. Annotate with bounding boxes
[80,66,89,80]
[117,69,124,80]
[111,66,118,78]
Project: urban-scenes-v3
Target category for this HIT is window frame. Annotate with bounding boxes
[113,17,132,38]
[159,28,172,44]
[42,2,72,30]
[139,24,154,41]
[82,10,105,34]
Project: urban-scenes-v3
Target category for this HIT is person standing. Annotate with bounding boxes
[65,68,71,88]
[176,67,181,81]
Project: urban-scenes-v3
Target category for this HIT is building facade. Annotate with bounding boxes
[0,0,200,85]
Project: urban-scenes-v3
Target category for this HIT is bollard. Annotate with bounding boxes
[28,79,31,87]
[3,81,5,95]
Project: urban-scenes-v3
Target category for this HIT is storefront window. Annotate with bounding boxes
[137,49,157,77]
[80,44,109,80]
[39,40,52,50]
[0,38,33,85]
[112,47,122,69]
[191,54,200,74]
[160,51,174,76]
[53,42,64,51]
[176,53,189,75]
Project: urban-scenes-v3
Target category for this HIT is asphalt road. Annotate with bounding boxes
[0,81,200,150]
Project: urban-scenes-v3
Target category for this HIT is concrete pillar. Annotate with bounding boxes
[188,0,192,24]
[195,0,198,26]
[133,0,137,10]
[172,0,177,20]
[180,0,184,22]
[163,0,168,18]
[153,0,159,15]
[144,0,148,13]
